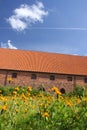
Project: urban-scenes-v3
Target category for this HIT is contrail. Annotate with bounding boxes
[1,27,87,30]
[28,27,87,30]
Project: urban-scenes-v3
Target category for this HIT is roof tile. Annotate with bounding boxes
[0,48,87,75]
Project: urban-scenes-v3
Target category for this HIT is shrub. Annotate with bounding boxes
[0,86,14,96]
[30,88,40,96]
[38,84,45,91]
[72,85,86,97]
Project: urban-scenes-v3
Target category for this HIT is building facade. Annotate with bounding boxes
[0,48,87,93]
[0,70,87,93]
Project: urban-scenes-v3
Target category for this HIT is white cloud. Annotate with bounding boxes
[73,54,78,55]
[1,40,17,49]
[7,1,48,31]
[8,17,27,31]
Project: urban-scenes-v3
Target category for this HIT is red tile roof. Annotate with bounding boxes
[0,48,87,75]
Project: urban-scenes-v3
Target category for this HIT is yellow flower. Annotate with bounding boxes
[1,105,7,111]
[84,97,87,101]
[7,77,13,82]
[27,93,30,97]
[56,90,61,95]
[27,86,32,91]
[59,95,63,100]
[39,103,43,107]
[25,108,28,113]
[15,109,19,113]
[43,112,49,117]
[15,87,19,91]
[51,86,58,92]
[21,93,26,99]
[0,97,7,102]
[0,97,5,101]
[25,103,28,106]
[67,101,73,107]
[13,91,17,95]
[12,96,16,100]
[52,86,61,95]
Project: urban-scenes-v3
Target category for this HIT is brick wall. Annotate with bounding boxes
[0,70,7,86]
[0,70,87,92]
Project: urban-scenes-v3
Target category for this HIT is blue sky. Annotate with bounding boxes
[1,0,87,55]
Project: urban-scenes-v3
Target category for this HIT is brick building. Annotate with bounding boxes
[0,48,87,92]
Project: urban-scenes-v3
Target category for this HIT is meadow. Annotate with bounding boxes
[0,86,87,130]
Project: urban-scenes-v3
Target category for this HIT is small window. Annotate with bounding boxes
[31,74,37,79]
[12,73,17,78]
[50,75,55,80]
[67,76,72,81]
[60,88,66,94]
[84,78,87,83]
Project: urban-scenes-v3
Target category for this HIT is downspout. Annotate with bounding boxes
[74,75,76,89]
[4,71,8,86]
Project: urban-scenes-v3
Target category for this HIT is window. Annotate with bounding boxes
[84,78,87,83]
[12,73,17,78]
[50,75,55,80]
[60,88,66,94]
[31,74,37,79]
[67,76,72,81]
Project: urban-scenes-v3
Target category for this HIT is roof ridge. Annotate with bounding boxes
[0,47,86,58]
